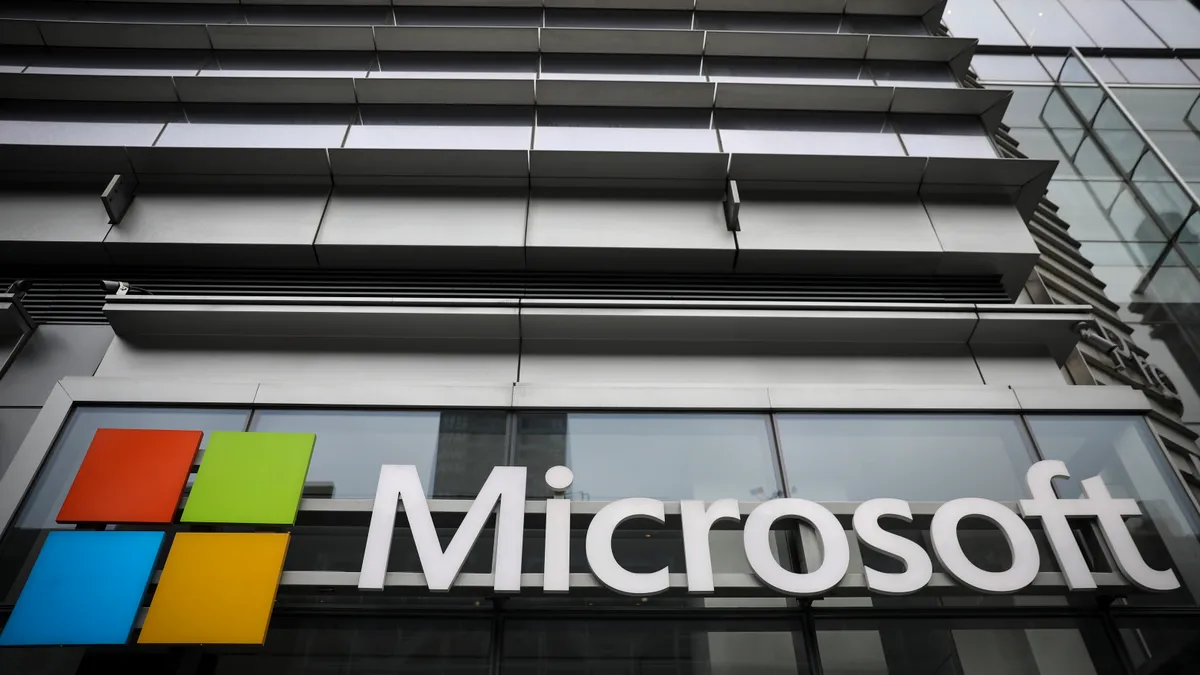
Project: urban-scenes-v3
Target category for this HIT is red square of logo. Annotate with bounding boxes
[57,429,203,524]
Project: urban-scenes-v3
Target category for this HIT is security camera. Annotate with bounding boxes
[100,280,130,296]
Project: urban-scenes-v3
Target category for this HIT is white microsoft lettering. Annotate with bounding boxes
[358,461,1180,595]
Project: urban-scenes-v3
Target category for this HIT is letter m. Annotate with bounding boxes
[358,465,527,592]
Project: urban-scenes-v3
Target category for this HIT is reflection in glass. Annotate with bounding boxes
[776,414,1035,501]
[1113,88,1200,132]
[816,617,1122,675]
[943,0,1025,46]
[204,617,491,674]
[250,409,507,499]
[970,55,1050,82]
[1026,416,1200,605]
[514,413,780,501]
[1,408,250,603]
[1118,616,1200,675]
[503,619,809,675]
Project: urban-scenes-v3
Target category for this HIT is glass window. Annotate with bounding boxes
[1128,323,1200,425]
[894,115,996,158]
[716,110,902,157]
[1118,616,1200,675]
[1009,127,1076,165]
[1048,180,1166,242]
[971,55,1051,82]
[776,414,1036,501]
[513,413,780,501]
[1,407,250,603]
[1001,85,1054,127]
[996,0,1095,46]
[944,0,1025,46]
[704,57,865,85]
[1058,0,1165,48]
[201,617,491,674]
[695,11,840,33]
[249,409,507,499]
[1113,88,1200,131]
[1026,415,1200,605]
[503,619,809,675]
[1127,0,1200,49]
[545,8,691,29]
[1111,58,1200,85]
[1149,131,1200,180]
[816,617,1122,675]
[394,6,542,27]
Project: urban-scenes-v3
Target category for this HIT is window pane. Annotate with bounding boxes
[249,409,507,499]
[1001,85,1053,127]
[1,407,250,602]
[995,0,1095,47]
[1127,0,1200,49]
[1118,616,1200,675]
[816,617,1121,675]
[1058,0,1165,49]
[944,0,1025,46]
[1111,58,1199,85]
[1113,88,1200,132]
[351,105,533,151]
[776,414,1035,501]
[514,413,780,501]
[503,620,810,675]
[1025,415,1200,605]
[1149,131,1200,181]
[204,617,491,674]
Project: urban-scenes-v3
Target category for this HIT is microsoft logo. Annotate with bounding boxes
[0,428,315,646]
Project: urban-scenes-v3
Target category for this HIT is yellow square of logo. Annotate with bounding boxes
[139,532,289,645]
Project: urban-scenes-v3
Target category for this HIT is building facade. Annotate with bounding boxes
[1,1,1200,673]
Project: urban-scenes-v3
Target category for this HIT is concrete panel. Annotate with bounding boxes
[0,407,39,481]
[518,341,983,386]
[315,191,527,269]
[735,197,942,274]
[972,345,1067,386]
[104,191,328,267]
[923,201,1039,255]
[95,337,519,385]
[0,325,115,407]
[0,191,113,264]
[525,194,735,271]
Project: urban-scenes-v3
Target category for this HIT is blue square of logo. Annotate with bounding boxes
[0,530,163,645]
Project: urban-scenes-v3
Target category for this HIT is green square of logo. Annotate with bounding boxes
[181,432,315,525]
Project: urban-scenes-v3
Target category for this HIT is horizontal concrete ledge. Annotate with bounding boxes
[54,376,1151,414]
[274,571,1128,597]
[100,296,1091,361]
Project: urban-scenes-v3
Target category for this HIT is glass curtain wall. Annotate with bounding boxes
[2,408,1200,673]
[976,54,1200,431]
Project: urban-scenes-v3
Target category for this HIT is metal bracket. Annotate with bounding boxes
[101,173,137,225]
[723,178,741,232]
